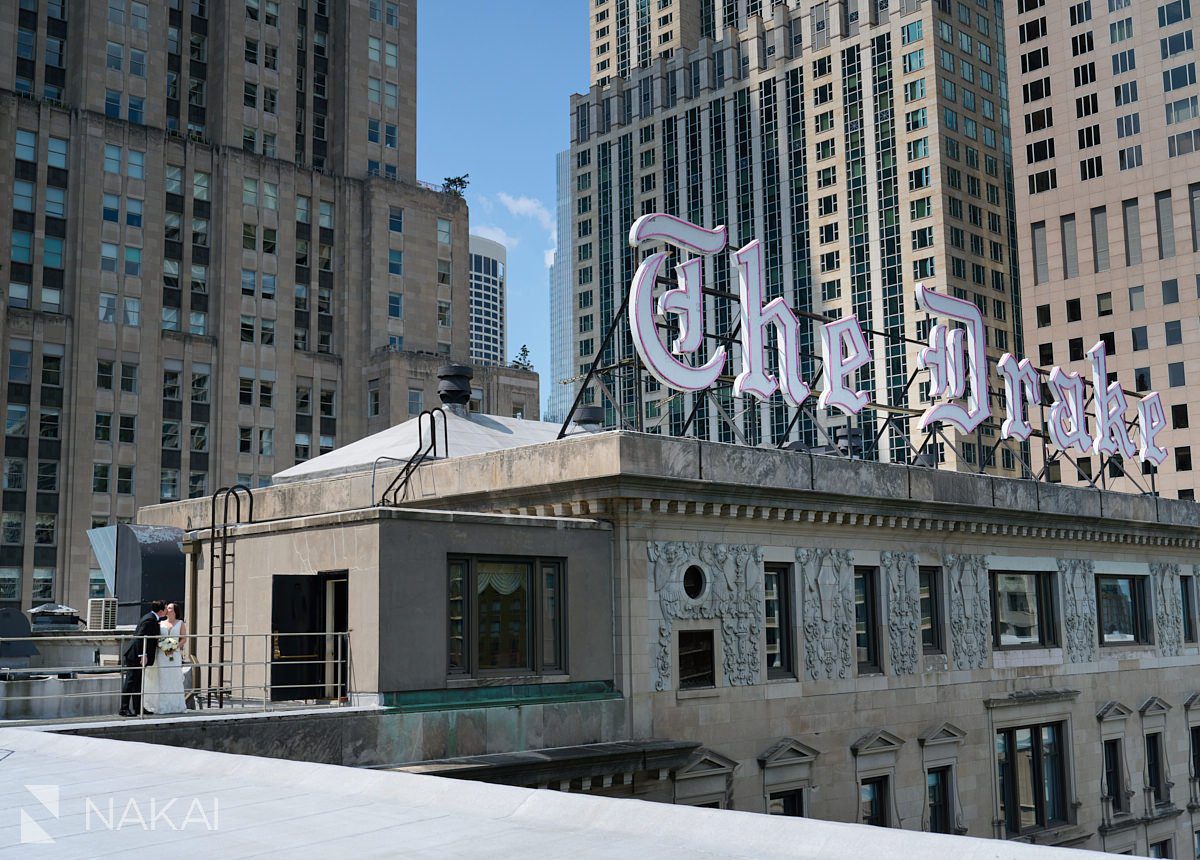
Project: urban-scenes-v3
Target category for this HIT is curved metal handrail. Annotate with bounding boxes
[370,456,410,505]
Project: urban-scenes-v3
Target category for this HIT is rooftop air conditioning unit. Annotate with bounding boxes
[87,598,118,631]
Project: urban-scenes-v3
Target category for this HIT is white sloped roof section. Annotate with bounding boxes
[273,410,586,483]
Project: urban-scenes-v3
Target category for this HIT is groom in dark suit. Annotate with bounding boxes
[119,600,166,716]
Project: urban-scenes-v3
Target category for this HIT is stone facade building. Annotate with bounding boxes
[570,0,1024,476]
[0,0,535,611]
[139,426,1200,856]
[1007,0,1200,500]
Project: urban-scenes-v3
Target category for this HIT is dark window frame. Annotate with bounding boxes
[991,571,1059,649]
[678,629,715,690]
[927,765,953,834]
[920,565,944,654]
[854,566,882,674]
[1183,575,1197,643]
[1096,574,1152,646]
[996,721,1069,836]
[447,554,566,679]
[767,787,804,817]
[1103,737,1127,814]
[764,563,795,679]
[860,774,890,827]
[1146,731,1169,806]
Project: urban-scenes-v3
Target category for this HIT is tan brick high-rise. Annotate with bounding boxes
[1008,0,1200,499]
[0,0,535,610]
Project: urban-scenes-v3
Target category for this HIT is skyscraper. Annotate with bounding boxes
[468,234,507,367]
[0,0,534,610]
[1008,0,1200,499]
[570,1,1022,471]
[547,150,575,424]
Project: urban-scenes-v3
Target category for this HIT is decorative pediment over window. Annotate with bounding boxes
[918,722,967,748]
[1096,700,1133,722]
[1184,692,1200,711]
[758,738,821,769]
[1139,696,1172,717]
[677,748,739,780]
[851,729,905,757]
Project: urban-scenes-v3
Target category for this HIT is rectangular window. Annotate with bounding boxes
[1156,191,1176,259]
[927,767,953,834]
[2,459,26,491]
[992,571,1057,648]
[996,722,1067,834]
[1031,222,1049,284]
[0,568,19,601]
[920,566,944,653]
[120,363,138,393]
[763,564,794,679]
[767,789,804,817]
[678,629,715,690]
[1122,199,1142,266]
[1103,737,1127,814]
[32,568,53,601]
[1091,207,1110,272]
[1159,0,1192,26]
[1182,575,1196,643]
[860,776,890,827]
[854,567,881,674]
[1,512,23,544]
[1146,732,1168,805]
[1097,575,1151,644]
[447,556,565,676]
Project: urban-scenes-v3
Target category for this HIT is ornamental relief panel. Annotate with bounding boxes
[1152,562,1183,658]
[883,551,921,676]
[945,553,991,671]
[646,541,763,692]
[1059,558,1098,663]
[796,547,855,681]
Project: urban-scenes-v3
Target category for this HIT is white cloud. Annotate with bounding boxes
[473,225,520,248]
[497,192,558,269]
[498,193,555,234]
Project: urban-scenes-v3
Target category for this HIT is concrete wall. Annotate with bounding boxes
[58,697,625,769]
[185,508,613,696]
[376,515,613,692]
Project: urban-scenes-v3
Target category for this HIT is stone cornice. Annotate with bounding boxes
[491,496,1200,551]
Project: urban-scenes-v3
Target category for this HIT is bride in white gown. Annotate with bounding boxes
[142,602,188,714]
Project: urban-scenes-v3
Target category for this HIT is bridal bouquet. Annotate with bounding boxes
[159,637,179,656]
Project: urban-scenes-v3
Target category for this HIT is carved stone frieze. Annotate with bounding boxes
[646,541,763,691]
[1152,562,1183,658]
[1059,558,1097,663]
[797,548,855,681]
[945,553,991,670]
[882,551,921,676]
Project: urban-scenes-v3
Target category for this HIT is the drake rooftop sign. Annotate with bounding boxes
[628,213,1169,466]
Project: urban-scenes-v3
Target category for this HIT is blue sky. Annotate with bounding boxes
[418,1,589,414]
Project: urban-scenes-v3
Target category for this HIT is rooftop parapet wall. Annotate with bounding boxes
[140,432,1200,539]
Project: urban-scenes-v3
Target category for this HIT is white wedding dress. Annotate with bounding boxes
[142,620,187,714]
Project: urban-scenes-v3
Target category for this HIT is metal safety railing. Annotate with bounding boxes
[0,631,351,722]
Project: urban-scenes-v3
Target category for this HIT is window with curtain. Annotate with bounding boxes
[448,556,565,676]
